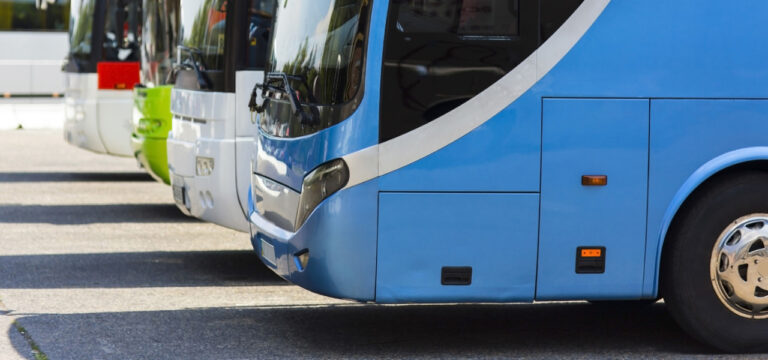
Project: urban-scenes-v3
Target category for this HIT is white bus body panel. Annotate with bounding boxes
[168,88,246,231]
[167,70,263,232]
[0,32,67,95]
[234,71,263,218]
[63,72,134,156]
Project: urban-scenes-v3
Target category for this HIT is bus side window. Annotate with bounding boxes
[379,0,584,143]
[541,0,583,42]
[379,0,535,143]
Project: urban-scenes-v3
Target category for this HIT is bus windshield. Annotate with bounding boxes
[141,0,178,86]
[68,0,140,66]
[103,0,141,61]
[259,0,370,138]
[69,0,96,60]
[179,0,227,72]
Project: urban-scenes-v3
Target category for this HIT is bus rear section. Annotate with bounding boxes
[167,0,274,231]
[63,0,141,156]
[249,0,768,353]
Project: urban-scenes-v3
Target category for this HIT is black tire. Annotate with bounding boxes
[662,170,768,353]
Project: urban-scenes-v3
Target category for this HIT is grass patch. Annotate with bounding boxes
[13,322,48,360]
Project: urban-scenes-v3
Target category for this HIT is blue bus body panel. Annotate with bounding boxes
[537,1,768,100]
[251,0,768,301]
[378,93,542,192]
[644,100,768,296]
[377,193,539,303]
[538,98,648,300]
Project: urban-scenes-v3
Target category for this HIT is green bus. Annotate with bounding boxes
[131,0,178,184]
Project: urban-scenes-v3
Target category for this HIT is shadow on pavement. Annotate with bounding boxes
[0,172,154,183]
[8,303,734,359]
[0,204,197,224]
[0,251,284,288]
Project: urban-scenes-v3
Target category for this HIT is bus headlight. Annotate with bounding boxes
[295,159,349,230]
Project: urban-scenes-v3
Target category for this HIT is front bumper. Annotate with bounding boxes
[167,135,249,232]
[131,134,170,184]
[64,94,104,153]
[249,179,379,301]
[64,91,133,157]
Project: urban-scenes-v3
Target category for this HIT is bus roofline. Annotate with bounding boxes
[651,146,768,296]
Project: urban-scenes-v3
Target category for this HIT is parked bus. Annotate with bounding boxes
[0,0,69,97]
[63,0,141,156]
[131,0,178,184]
[248,0,768,352]
[167,0,274,231]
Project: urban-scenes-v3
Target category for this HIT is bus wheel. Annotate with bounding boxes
[662,171,768,353]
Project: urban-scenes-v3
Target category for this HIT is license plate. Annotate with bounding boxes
[172,184,186,207]
[260,238,276,266]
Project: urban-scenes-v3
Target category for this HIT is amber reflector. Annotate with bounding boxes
[582,175,607,186]
[581,248,602,258]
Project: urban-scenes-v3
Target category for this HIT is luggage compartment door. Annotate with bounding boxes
[538,98,649,300]
[377,192,539,303]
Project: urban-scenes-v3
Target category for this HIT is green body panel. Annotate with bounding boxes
[132,85,173,184]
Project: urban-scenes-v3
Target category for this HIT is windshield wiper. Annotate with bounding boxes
[171,45,212,90]
[249,72,318,126]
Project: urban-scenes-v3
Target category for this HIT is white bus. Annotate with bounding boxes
[62,0,141,156]
[0,0,69,97]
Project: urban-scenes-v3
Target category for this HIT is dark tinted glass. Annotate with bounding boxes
[102,0,141,61]
[393,0,519,36]
[244,0,274,68]
[379,0,583,143]
[541,0,583,41]
[0,0,70,31]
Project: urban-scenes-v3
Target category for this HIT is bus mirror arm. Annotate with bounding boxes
[256,72,319,126]
[248,83,270,113]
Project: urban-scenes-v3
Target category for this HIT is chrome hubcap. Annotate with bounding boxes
[711,214,768,319]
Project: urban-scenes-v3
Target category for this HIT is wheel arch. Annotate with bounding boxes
[654,147,768,296]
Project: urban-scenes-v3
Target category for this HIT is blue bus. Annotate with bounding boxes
[248,0,768,352]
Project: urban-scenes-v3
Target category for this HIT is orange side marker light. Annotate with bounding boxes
[582,175,607,186]
[581,248,602,258]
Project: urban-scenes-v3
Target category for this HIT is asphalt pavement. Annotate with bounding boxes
[0,128,762,359]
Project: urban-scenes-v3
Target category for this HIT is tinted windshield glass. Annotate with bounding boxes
[245,0,274,68]
[0,0,70,32]
[179,0,227,71]
[259,0,370,138]
[103,0,141,61]
[69,0,96,60]
[141,0,178,85]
